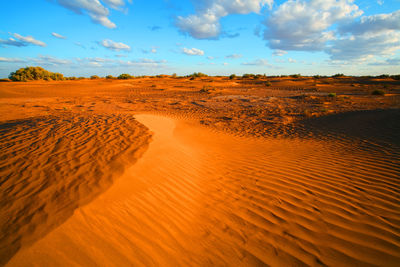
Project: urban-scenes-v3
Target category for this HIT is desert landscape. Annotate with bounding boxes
[1,74,399,266]
[1,0,400,266]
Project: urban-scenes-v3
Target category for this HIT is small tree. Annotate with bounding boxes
[229,74,236,79]
[9,66,64,81]
[118,73,133,79]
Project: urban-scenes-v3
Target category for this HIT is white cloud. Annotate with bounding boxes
[142,46,158,54]
[99,39,131,51]
[272,49,287,56]
[102,0,126,9]
[54,0,131,28]
[0,33,46,47]
[183,47,205,56]
[241,58,271,66]
[12,33,46,47]
[0,57,26,63]
[0,55,69,65]
[33,55,70,65]
[288,58,296,63]
[51,32,67,39]
[0,37,26,47]
[263,0,362,51]
[328,10,400,60]
[377,0,384,6]
[225,54,242,59]
[176,0,273,39]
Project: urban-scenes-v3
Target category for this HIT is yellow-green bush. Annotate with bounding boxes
[9,66,64,81]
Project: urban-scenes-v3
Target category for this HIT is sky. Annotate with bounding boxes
[0,0,399,77]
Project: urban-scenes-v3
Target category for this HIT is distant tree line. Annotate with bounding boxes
[4,66,400,81]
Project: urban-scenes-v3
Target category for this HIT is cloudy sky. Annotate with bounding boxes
[0,0,399,77]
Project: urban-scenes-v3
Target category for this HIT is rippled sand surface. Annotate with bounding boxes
[7,113,400,266]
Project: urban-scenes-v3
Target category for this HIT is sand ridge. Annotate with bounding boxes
[0,114,151,265]
[6,113,400,266]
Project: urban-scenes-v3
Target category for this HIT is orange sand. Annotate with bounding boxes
[6,114,400,266]
[1,78,399,266]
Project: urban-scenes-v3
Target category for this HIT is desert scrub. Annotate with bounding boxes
[200,85,215,93]
[371,89,385,96]
[106,75,115,79]
[229,74,236,79]
[118,74,134,79]
[242,74,255,79]
[189,72,208,78]
[265,81,272,86]
[328,93,336,97]
[9,66,65,81]
[90,75,100,79]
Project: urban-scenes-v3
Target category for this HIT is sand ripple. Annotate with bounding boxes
[5,111,400,266]
[0,115,151,265]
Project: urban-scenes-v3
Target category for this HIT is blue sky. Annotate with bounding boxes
[0,0,399,78]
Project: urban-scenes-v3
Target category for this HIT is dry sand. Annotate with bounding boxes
[1,78,400,266]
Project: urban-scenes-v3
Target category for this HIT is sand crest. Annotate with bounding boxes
[0,114,151,265]
[6,113,400,266]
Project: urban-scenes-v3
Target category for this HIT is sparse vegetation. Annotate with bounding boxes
[372,89,385,96]
[265,81,272,86]
[90,75,100,79]
[290,74,301,78]
[189,72,208,79]
[242,74,255,79]
[229,74,236,79]
[0,78,11,82]
[106,75,116,79]
[332,73,344,77]
[9,66,65,81]
[328,93,337,97]
[118,74,133,79]
[376,74,389,79]
[200,85,215,93]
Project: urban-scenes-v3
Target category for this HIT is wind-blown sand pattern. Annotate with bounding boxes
[7,112,400,266]
[0,115,151,265]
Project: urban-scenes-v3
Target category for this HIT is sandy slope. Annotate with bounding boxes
[0,114,151,265]
[7,113,400,266]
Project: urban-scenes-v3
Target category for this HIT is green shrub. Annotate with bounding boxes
[390,74,400,80]
[265,81,272,86]
[290,74,301,78]
[376,74,389,79]
[106,75,115,79]
[332,73,344,77]
[118,74,133,79]
[9,66,64,81]
[242,74,254,79]
[90,75,100,79]
[371,89,385,96]
[328,92,336,97]
[229,74,236,79]
[189,72,208,78]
